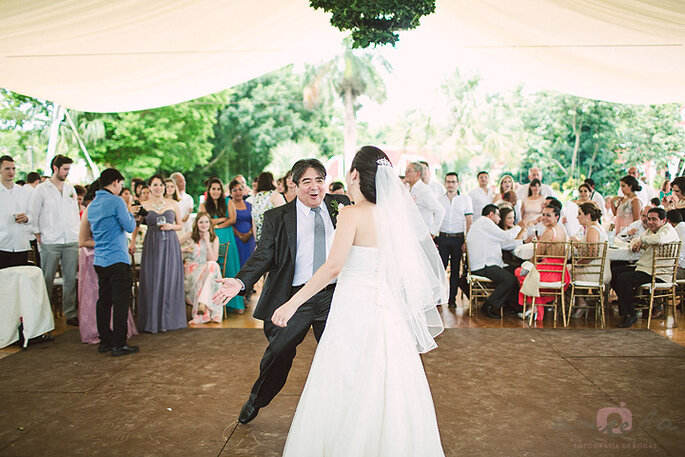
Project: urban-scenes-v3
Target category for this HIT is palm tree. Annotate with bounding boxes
[304,38,391,171]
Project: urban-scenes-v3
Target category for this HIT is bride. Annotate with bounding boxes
[271,146,447,456]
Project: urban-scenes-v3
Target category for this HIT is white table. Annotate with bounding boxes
[607,245,641,262]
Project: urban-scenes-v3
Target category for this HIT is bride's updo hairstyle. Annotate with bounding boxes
[350,146,390,204]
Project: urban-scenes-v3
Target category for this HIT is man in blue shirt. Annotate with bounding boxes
[87,168,140,356]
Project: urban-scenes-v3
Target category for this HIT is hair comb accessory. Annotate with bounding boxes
[376,158,392,167]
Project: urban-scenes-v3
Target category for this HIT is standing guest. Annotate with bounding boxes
[615,207,679,328]
[619,166,654,206]
[0,155,33,268]
[74,185,87,216]
[171,172,194,234]
[23,172,41,265]
[466,205,525,317]
[276,177,286,194]
[227,179,256,267]
[180,212,224,324]
[494,174,516,202]
[515,205,570,321]
[584,178,605,210]
[87,168,140,356]
[419,160,446,197]
[610,175,642,234]
[328,181,345,195]
[232,174,249,199]
[25,171,41,189]
[405,162,445,237]
[666,210,685,280]
[252,172,286,243]
[119,187,134,206]
[131,178,145,199]
[139,184,151,202]
[469,171,494,222]
[516,167,556,201]
[250,176,259,201]
[164,178,180,202]
[520,179,546,226]
[281,171,297,203]
[29,155,80,326]
[436,172,473,308]
[132,174,186,333]
[199,177,244,312]
[79,181,138,344]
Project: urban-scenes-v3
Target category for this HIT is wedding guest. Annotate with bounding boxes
[583,178,605,210]
[501,190,521,223]
[227,179,256,267]
[619,166,654,206]
[119,187,134,206]
[139,184,151,202]
[171,172,194,233]
[180,212,224,324]
[494,174,516,202]
[198,177,244,312]
[466,204,524,317]
[666,209,685,280]
[133,174,186,333]
[131,178,145,198]
[25,171,41,189]
[469,171,494,221]
[520,178,545,226]
[233,174,250,200]
[516,167,555,201]
[252,172,286,242]
[276,177,286,194]
[164,178,180,201]
[497,206,525,270]
[23,171,41,265]
[87,168,140,356]
[405,162,445,237]
[281,171,297,203]
[29,154,80,326]
[328,181,345,195]
[618,205,651,241]
[79,181,138,344]
[615,207,679,328]
[515,205,570,321]
[574,183,595,207]
[663,176,685,216]
[436,172,473,308]
[0,155,33,269]
[611,175,642,234]
[660,179,672,201]
[74,185,87,216]
[419,160,446,197]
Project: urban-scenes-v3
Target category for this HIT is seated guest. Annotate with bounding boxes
[328,181,345,195]
[666,209,685,280]
[610,175,642,234]
[497,206,525,270]
[617,205,651,241]
[663,176,685,214]
[515,205,570,321]
[465,204,524,318]
[0,155,32,269]
[500,190,521,223]
[615,207,679,328]
[180,212,224,324]
[660,179,672,201]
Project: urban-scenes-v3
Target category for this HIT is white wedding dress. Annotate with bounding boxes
[282,245,445,457]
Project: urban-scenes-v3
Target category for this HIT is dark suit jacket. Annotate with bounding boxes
[236,193,351,321]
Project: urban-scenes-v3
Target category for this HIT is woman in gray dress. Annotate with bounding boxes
[131,174,186,333]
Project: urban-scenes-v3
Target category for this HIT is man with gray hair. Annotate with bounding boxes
[170,172,193,233]
[419,160,446,198]
[516,166,556,201]
[405,162,445,237]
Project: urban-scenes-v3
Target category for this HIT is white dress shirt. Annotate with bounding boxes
[292,198,335,286]
[178,191,194,233]
[410,180,445,236]
[673,222,685,269]
[428,179,446,198]
[439,193,473,234]
[466,216,520,271]
[563,201,582,238]
[618,219,646,240]
[0,183,33,251]
[516,183,556,201]
[591,190,605,209]
[29,180,80,245]
[469,187,494,221]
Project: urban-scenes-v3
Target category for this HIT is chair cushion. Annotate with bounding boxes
[468,274,492,283]
[640,283,675,290]
[572,280,603,288]
[539,281,565,289]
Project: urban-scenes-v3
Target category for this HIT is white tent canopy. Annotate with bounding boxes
[1,0,684,112]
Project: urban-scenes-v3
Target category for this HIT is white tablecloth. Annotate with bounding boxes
[607,246,641,262]
[0,265,55,348]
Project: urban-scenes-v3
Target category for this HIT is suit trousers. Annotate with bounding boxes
[249,286,334,409]
[435,234,464,302]
[616,269,662,317]
[94,263,132,348]
[471,265,518,311]
[41,242,78,319]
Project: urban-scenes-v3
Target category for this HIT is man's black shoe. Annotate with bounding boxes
[66,317,79,327]
[448,300,457,309]
[98,343,113,353]
[617,315,638,328]
[238,401,260,424]
[486,307,501,319]
[111,345,139,357]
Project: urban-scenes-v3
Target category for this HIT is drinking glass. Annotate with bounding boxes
[157,215,167,240]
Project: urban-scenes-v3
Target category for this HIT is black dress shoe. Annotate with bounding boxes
[617,315,638,328]
[448,300,457,309]
[66,317,79,327]
[238,401,260,424]
[486,307,501,319]
[98,343,113,353]
[111,345,139,357]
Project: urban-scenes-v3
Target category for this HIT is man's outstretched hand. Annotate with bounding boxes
[212,278,243,306]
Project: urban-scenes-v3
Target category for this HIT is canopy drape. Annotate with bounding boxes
[1,0,683,112]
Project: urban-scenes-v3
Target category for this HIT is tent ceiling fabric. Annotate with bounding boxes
[1,0,684,112]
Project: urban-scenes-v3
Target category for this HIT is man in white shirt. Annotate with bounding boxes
[615,207,679,328]
[584,178,605,210]
[405,162,445,237]
[171,172,194,233]
[419,160,446,198]
[618,206,651,241]
[436,172,473,307]
[466,204,525,318]
[0,155,33,268]
[516,167,556,201]
[29,155,80,326]
[666,209,685,280]
[469,171,495,221]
